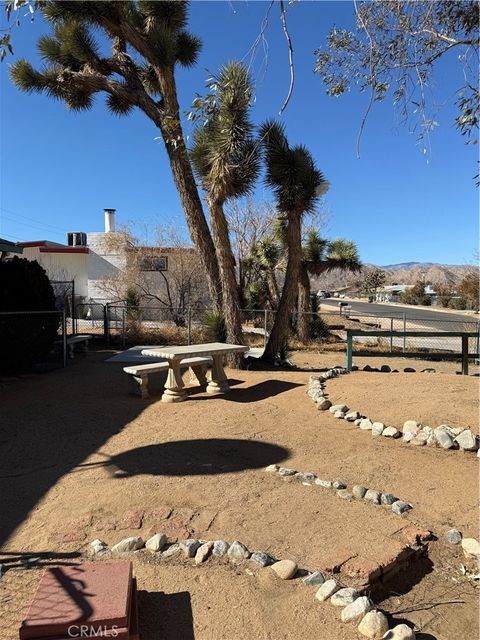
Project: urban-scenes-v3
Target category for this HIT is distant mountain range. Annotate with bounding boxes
[311,262,470,290]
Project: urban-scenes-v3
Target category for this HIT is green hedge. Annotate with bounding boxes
[0,257,59,372]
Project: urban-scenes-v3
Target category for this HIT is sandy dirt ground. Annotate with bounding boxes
[0,350,478,640]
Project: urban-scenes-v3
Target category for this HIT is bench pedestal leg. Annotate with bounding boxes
[207,354,229,395]
[162,360,187,403]
[189,364,208,387]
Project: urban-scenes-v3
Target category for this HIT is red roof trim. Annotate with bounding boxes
[19,240,49,247]
[39,247,89,254]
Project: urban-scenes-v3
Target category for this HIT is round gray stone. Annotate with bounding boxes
[212,540,230,556]
[391,500,412,515]
[352,485,368,499]
[250,551,275,567]
[330,587,358,607]
[364,489,381,505]
[227,540,251,562]
[446,529,462,545]
[302,570,325,586]
[180,539,201,558]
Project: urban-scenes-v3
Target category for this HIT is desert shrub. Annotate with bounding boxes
[203,309,227,343]
[0,257,59,372]
[448,297,467,310]
[311,314,331,339]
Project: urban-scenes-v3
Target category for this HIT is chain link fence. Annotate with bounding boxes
[71,301,480,363]
[343,309,479,356]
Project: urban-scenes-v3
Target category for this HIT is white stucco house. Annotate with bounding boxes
[17,209,207,312]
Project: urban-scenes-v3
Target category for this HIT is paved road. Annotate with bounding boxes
[319,299,478,328]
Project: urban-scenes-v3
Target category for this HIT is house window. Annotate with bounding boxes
[140,255,168,271]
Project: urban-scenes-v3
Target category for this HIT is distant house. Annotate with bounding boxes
[376,284,447,304]
[0,238,24,260]
[15,209,207,311]
[376,284,412,302]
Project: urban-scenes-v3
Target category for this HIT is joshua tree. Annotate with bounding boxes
[190,62,260,361]
[297,232,361,341]
[260,121,326,362]
[9,0,222,307]
[250,236,282,309]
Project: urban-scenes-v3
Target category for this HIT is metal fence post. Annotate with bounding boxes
[346,332,353,371]
[402,313,406,352]
[187,306,192,345]
[390,317,393,353]
[121,308,126,349]
[476,321,480,363]
[264,309,268,349]
[104,304,109,347]
[62,310,67,367]
[71,280,76,335]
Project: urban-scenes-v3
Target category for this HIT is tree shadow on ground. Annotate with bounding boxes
[76,438,290,477]
[191,380,302,403]
[0,352,157,547]
[138,590,194,640]
[0,550,81,571]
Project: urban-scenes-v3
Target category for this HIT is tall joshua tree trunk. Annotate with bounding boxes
[156,68,222,309]
[208,199,244,367]
[266,269,280,309]
[297,264,312,342]
[263,213,302,362]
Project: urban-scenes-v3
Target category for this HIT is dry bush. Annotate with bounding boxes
[124,324,209,346]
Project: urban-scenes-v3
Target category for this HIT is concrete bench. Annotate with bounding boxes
[66,335,91,358]
[123,356,212,399]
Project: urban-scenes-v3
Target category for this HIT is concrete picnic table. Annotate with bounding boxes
[141,342,249,402]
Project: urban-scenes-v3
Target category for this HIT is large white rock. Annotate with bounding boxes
[315,579,339,601]
[90,539,109,556]
[111,536,144,554]
[341,596,373,623]
[329,404,349,414]
[383,426,401,438]
[434,427,454,449]
[402,420,420,435]
[227,540,251,562]
[145,533,167,552]
[382,623,416,639]
[358,610,389,638]
[360,419,373,430]
[455,430,478,451]
[330,587,358,607]
[195,541,213,564]
[270,559,297,579]
[372,422,385,437]
[461,538,480,559]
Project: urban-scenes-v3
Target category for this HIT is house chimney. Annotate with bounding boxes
[104,208,116,233]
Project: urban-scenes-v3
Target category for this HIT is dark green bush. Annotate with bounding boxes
[0,257,59,372]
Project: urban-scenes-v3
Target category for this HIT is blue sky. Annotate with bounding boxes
[0,0,478,265]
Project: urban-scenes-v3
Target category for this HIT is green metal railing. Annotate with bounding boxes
[346,330,478,375]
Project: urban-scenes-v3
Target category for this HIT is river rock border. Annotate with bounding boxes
[265,464,413,515]
[308,369,479,457]
[89,534,419,639]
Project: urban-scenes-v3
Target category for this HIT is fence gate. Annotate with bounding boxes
[51,280,75,334]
